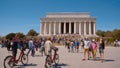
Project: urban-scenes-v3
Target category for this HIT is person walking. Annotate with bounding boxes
[27,38,34,56]
[66,40,71,52]
[70,40,74,53]
[114,40,119,47]
[39,40,45,56]
[99,38,105,63]
[90,39,97,60]
[82,38,90,60]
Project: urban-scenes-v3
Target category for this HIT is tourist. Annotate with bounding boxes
[6,39,11,52]
[81,39,84,49]
[1,40,5,48]
[31,41,35,57]
[99,38,105,63]
[70,40,74,53]
[11,34,19,63]
[76,40,80,53]
[74,39,80,53]
[27,38,34,55]
[39,40,45,56]
[114,40,119,47]
[90,39,97,60]
[44,37,53,66]
[66,39,71,52]
[82,38,91,60]
[44,37,53,56]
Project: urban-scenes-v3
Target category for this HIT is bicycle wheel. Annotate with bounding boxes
[45,55,52,68]
[4,56,14,68]
[21,54,28,65]
[54,54,59,64]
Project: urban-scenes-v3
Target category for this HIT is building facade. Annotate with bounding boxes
[40,12,96,36]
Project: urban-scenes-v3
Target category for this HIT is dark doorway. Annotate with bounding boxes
[91,22,94,34]
[61,22,64,34]
[66,23,69,34]
[71,22,74,34]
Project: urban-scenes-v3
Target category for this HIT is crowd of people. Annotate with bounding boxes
[0,34,119,63]
[63,36,105,63]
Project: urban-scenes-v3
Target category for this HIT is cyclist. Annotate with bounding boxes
[11,34,19,65]
[44,37,53,56]
[44,37,59,67]
[44,37,53,66]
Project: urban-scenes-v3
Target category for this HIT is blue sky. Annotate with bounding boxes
[0,0,120,36]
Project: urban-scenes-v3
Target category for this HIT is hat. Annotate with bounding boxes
[92,39,95,42]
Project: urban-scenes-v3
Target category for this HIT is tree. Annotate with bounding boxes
[96,30,105,37]
[27,29,38,36]
[6,33,16,40]
[104,31,113,37]
[16,32,25,38]
[112,29,120,40]
[6,32,25,40]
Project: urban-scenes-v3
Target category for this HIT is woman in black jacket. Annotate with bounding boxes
[99,38,105,63]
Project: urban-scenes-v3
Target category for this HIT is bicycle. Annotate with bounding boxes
[4,47,28,68]
[45,46,59,68]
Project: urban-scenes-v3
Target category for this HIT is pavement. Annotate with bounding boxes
[0,46,120,68]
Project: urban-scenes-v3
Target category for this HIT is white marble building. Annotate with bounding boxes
[40,12,96,36]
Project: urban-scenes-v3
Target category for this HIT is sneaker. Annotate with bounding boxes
[82,59,85,61]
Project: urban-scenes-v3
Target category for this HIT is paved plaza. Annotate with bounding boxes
[0,46,120,68]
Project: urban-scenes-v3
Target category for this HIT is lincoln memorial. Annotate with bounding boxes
[40,12,96,37]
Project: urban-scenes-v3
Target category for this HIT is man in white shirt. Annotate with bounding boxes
[83,38,91,60]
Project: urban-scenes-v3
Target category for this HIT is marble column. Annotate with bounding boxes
[59,22,61,34]
[79,22,81,35]
[69,22,71,34]
[74,22,76,34]
[49,22,51,35]
[93,22,96,35]
[89,22,91,35]
[64,22,66,34]
[44,22,46,35]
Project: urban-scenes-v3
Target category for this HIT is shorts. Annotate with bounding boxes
[92,49,97,56]
[84,48,89,53]
[99,49,104,53]
[76,46,79,49]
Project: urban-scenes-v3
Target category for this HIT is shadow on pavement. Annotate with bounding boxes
[88,57,115,62]
[96,57,115,62]
[52,63,69,68]
[14,63,37,68]
[104,59,115,62]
